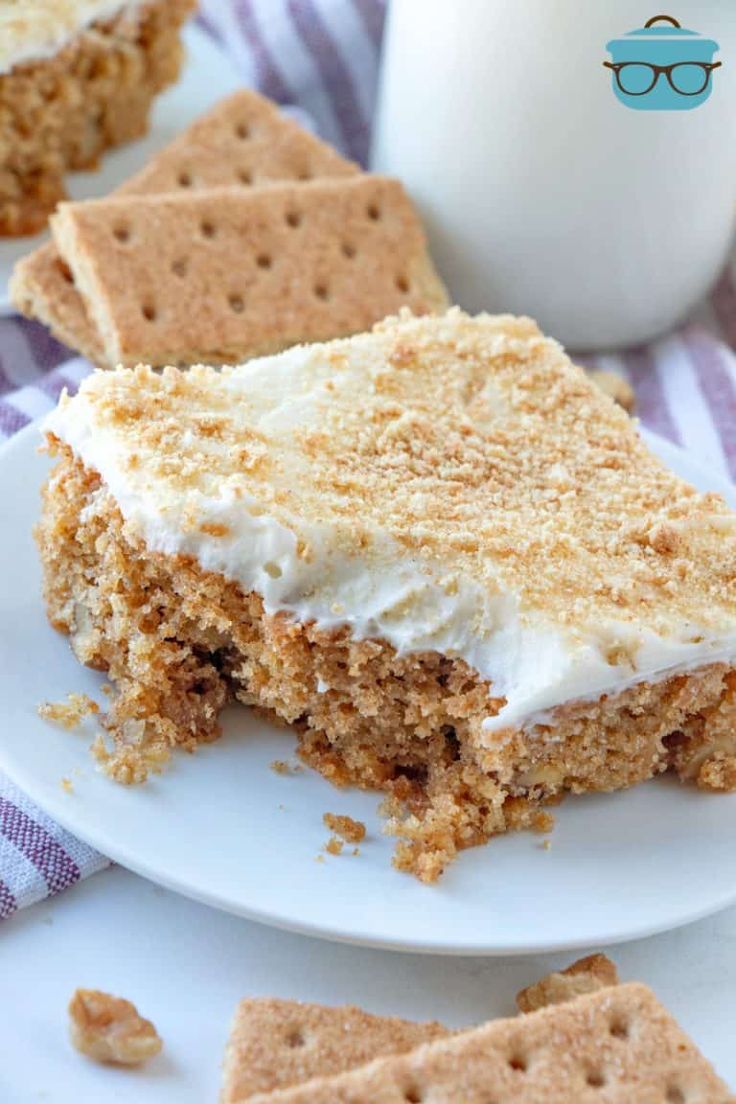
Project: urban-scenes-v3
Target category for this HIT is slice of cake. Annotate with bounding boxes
[245,984,733,1103]
[0,0,195,236]
[37,310,736,879]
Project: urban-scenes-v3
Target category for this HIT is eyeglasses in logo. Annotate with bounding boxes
[604,14,721,110]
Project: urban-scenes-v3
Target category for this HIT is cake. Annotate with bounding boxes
[0,0,195,236]
[37,309,736,880]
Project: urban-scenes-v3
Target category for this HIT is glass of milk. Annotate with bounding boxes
[371,0,736,350]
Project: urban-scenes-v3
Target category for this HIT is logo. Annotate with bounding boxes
[604,14,721,110]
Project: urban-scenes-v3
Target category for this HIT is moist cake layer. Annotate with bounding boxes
[45,309,736,735]
[36,444,736,879]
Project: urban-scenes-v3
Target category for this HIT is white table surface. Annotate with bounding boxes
[1,867,735,1102]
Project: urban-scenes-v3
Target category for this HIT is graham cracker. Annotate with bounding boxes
[249,985,732,1103]
[49,177,448,367]
[10,89,358,365]
[516,953,620,1014]
[221,999,449,1103]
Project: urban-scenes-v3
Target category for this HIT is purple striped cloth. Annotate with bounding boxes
[1,0,736,918]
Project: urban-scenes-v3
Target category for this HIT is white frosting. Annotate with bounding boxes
[0,1,136,74]
[45,348,736,739]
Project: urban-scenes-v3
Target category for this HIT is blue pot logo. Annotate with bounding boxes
[604,14,721,110]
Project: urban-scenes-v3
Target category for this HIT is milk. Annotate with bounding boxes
[371,0,736,350]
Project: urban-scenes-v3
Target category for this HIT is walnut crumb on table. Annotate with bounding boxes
[516,954,620,1014]
[68,989,162,1066]
[323,813,366,844]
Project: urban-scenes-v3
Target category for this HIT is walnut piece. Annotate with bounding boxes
[69,989,162,1066]
[516,953,619,1013]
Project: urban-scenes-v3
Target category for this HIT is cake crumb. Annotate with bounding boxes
[697,753,736,792]
[352,847,360,857]
[324,835,344,855]
[39,693,99,731]
[531,811,555,834]
[541,839,552,851]
[91,734,169,785]
[270,759,302,775]
[517,954,620,1014]
[68,989,162,1066]
[323,813,366,844]
[315,854,325,864]
[61,777,74,794]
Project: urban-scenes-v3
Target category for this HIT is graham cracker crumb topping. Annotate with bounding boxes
[50,310,736,648]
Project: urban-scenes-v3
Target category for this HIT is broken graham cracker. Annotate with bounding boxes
[516,954,620,1014]
[49,177,447,367]
[223,960,594,1102]
[10,88,358,365]
[222,999,449,1103]
[250,984,733,1104]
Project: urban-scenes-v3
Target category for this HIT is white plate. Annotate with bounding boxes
[1,424,736,955]
[0,23,243,314]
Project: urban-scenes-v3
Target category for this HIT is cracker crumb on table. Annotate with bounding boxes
[68,989,162,1066]
[324,836,343,855]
